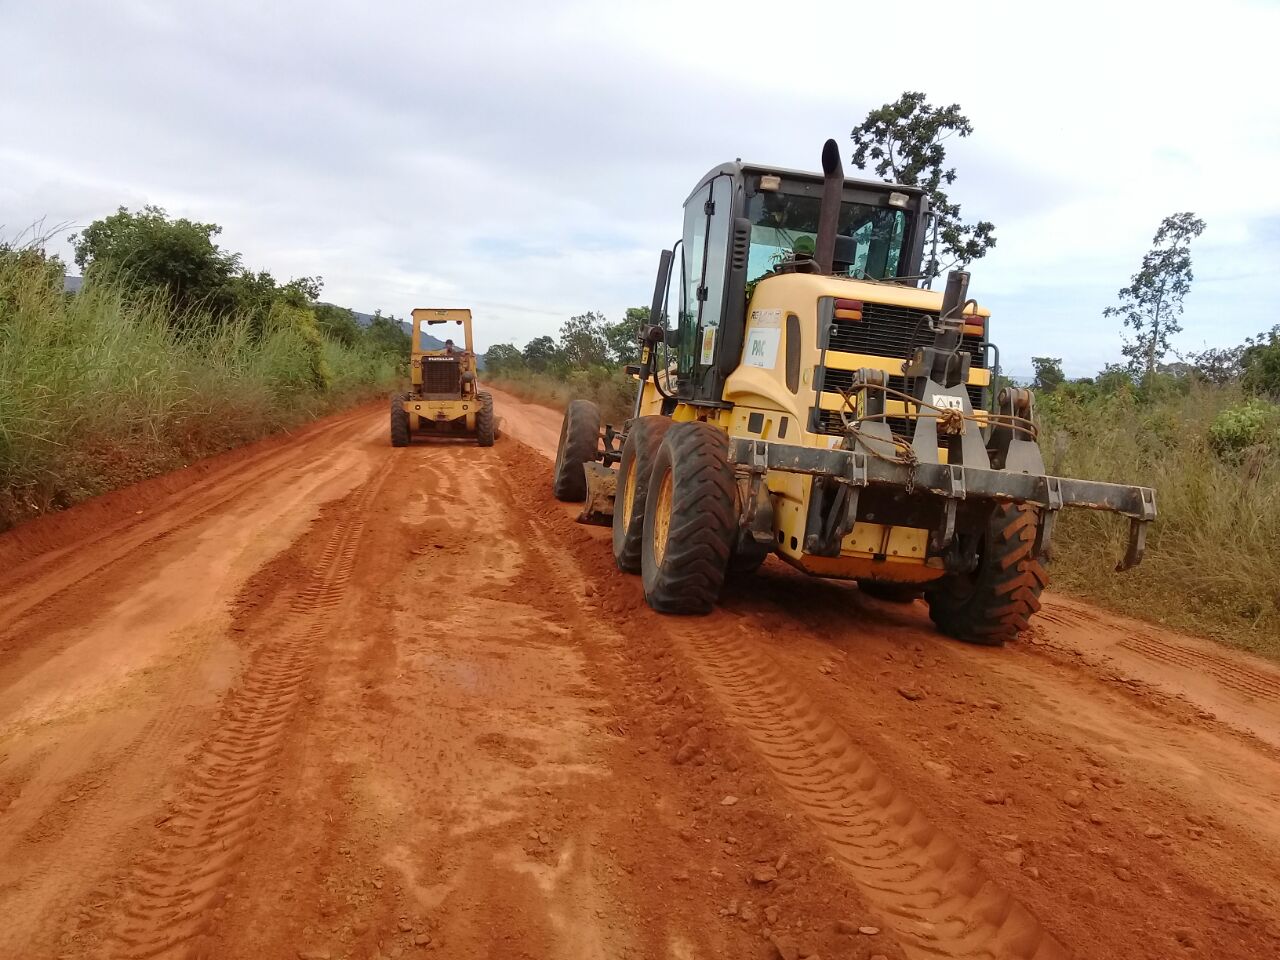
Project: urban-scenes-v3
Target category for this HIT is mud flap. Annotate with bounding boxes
[577,462,616,526]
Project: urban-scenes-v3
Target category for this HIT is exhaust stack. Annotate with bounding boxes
[815,138,843,274]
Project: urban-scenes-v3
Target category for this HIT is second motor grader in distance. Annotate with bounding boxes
[391,307,495,447]
[552,140,1156,646]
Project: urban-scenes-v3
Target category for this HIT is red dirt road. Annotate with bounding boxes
[1,389,1278,960]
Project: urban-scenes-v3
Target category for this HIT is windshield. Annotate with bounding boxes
[745,192,910,282]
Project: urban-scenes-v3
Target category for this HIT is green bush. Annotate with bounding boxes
[1208,399,1279,461]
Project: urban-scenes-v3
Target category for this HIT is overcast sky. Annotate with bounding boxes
[4,0,1278,376]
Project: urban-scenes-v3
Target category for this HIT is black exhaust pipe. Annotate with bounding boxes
[815,138,843,274]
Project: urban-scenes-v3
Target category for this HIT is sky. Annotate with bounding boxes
[3,0,1278,377]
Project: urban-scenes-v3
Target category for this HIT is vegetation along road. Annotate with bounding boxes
[0,388,1277,960]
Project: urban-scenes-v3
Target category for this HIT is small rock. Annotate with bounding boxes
[770,933,799,960]
[858,926,880,936]
[764,905,780,925]
[740,903,759,923]
[1089,812,1106,825]
[674,743,696,764]
[922,760,952,780]
[1003,849,1025,867]
[414,934,432,947]
[1063,789,1084,809]
[1115,867,1132,882]
[898,686,925,702]
[1173,928,1196,948]
[752,866,778,884]
[982,790,1006,805]
[834,919,860,936]
[1024,865,1042,880]
[1144,825,1164,839]
[398,920,413,933]
[721,795,739,806]
[298,952,332,960]
[372,878,384,890]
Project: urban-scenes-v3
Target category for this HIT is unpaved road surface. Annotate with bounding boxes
[2,388,1279,960]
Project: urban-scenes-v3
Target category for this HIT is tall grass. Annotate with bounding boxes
[0,255,398,528]
[1040,384,1279,657]
[486,366,635,422]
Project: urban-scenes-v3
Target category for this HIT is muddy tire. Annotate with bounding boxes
[925,503,1048,646]
[858,580,923,603]
[476,392,495,447]
[641,422,736,614]
[552,399,601,502]
[612,416,672,573]
[390,394,409,447]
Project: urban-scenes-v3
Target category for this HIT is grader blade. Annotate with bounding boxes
[577,462,616,526]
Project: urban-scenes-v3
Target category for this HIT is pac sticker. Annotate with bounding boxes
[744,327,781,368]
[931,394,964,411]
[700,326,716,365]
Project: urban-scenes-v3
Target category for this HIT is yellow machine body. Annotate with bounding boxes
[638,273,991,584]
[406,307,480,431]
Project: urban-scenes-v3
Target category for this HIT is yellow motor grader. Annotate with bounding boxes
[552,140,1156,645]
[391,307,494,447]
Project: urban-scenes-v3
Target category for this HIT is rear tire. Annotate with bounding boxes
[552,399,601,502]
[858,580,923,603]
[390,394,409,447]
[476,392,495,447]
[641,422,736,614]
[612,416,672,573]
[925,503,1048,646]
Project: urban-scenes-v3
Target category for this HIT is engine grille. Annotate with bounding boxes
[421,357,461,396]
[816,371,986,438]
[828,302,986,369]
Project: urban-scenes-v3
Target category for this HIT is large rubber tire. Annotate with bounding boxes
[612,416,672,573]
[390,394,409,447]
[476,392,495,447]
[858,580,923,603]
[925,503,1048,646]
[641,422,736,615]
[552,399,602,502]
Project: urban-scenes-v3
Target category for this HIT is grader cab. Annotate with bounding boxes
[391,308,495,447]
[552,140,1156,646]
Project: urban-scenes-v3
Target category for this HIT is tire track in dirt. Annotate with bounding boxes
[681,621,1068,960]
[103,453,396,960]
[1114,635,1280,703]
[0,411,375,634]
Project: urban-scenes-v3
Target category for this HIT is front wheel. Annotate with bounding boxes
[552,399,602,501]
[641,422,736,614]
[925,503,1048,646]
[476,392,495,447]
[612,416,672,573]
[390,394,409,447]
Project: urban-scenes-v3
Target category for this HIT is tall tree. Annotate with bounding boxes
[559,311,610,368]
[850,92,994,283]
[522,335,562,371]
[1031,357,1065,393]
[1104,213,1206,383]
[604,307,650,365]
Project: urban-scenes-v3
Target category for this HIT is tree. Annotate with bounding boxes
[484,343,525,372]
[1242,325,1280,397]
[604,307,649,365]
[313,303,362,346]
[364,310,411,355]
[522,335,562,371]
[1031,357,1065,393]
[559,311,610,368]
[1104,212,1206,384]
[850,92,994,283]
[70,205,241,316]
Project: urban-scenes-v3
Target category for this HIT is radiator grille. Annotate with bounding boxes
[421,357,461,396]
[828,302,986,369]
[816,372,986,438]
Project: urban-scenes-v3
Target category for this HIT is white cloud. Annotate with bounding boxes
[2,0,1276,371]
